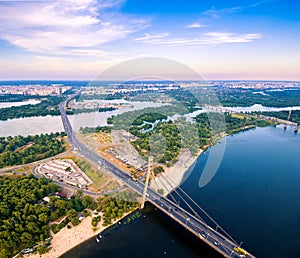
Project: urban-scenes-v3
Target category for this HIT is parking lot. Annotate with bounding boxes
[38,159,93,189]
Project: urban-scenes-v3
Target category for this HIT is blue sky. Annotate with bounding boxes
[0,0,299,80]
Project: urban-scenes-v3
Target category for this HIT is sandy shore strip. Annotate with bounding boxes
[151,148,203,196]
[27,210,136,258]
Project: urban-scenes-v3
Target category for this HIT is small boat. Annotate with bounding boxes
[294,126,298,133]
[96,235,102,242]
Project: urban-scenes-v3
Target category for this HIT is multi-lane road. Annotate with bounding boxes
[59,97,255,258]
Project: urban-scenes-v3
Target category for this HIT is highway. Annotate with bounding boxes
[59,97,255,258]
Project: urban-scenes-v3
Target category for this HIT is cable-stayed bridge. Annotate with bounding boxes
[59,98,255,258]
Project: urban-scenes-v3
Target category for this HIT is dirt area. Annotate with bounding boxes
[97,149,138,176]
[15,165,33,173]
[78,129,146,178]
[86,184,99,192]
[111,130,146,170]
[76,132,112,151]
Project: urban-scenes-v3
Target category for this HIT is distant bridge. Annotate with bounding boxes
[203,104,298,127]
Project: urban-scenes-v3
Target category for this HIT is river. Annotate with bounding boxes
[1,102,300,137]
[0,101,165,137]
[62,125,300,258]
[0,99,40,109]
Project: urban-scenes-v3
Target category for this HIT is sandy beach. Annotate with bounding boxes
[151,148,203,196]
[27,211,134,258]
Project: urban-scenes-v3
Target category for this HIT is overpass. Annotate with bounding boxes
[59,97,255,258]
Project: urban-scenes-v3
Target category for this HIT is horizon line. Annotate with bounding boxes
[0,79,299,83]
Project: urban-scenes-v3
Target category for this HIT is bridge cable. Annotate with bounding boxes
[153,174,181,205]
[187,218,233,255]
[176,185,237,244]
[158,172,205,222]
[159,171,238,244]
[152,175,203,228]
[155,173,237,255]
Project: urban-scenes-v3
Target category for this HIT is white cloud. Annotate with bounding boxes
[204,6,242,18]
[203,32,262,44]
[135,32,170,42]
[0,0,148,55]
[135,32,263,46]
[185,23,206,29]
[204,1,276,18]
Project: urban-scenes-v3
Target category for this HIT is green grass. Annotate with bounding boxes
[76,159,107,190]
[85,169,107,189]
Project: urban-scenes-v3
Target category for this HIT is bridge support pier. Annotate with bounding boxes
[140,156,153,209]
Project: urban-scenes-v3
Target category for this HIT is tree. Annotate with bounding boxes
[65,166,71,172]
[0,176,61,257]
[76,190,83,198]
[67,209,80,226]
[82,196,98,210]
[36,245,48,255]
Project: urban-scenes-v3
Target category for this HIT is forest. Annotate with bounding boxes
[97,191,139,226]
[0,96,64,121]
[0,95,43,103]
[0,175,138,257]
[0,132,66,168]
[80,126,112,134]
[130,112,270,165]
[153,87,300,108]
[107,104,188,130]
[0,176,60,257]
[131,121,184,163]
[215,87,300,107]
[252,110,300,124]
[66,106,116,115]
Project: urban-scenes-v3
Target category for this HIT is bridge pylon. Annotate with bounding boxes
[140,156,153,209]
[288,109,292,121]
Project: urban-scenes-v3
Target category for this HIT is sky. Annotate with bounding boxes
[0,0,299,80]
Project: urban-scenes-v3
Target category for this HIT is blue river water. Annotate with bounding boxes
[63,125,300,258]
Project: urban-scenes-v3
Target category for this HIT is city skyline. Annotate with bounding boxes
[0,0,299,80]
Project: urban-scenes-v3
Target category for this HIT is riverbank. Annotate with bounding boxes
[26,125,261,257]
[27,210,137,258]
[49,125,300,258]
[152,148,203,196]
[151,127,255,195]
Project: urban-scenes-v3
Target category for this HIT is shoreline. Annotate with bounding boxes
[27,125,258,257]
[151,125,256,195]
[27,209,138,258]
[152,148,202,196]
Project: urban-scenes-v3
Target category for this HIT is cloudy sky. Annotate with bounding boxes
[0,0,299,80]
